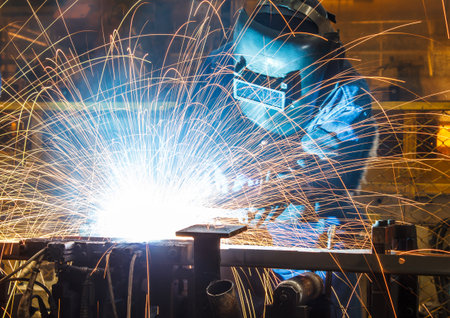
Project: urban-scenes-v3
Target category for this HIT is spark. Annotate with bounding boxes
[442,0,450,39]
[0,1,448,317]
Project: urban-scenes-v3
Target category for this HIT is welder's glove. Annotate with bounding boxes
[301,127,340,160]
[248,204,289,228]
[212,166,260,195]
[231,173,261,193]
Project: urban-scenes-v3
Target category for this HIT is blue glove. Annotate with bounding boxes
[212,166,260,195]
[231,173,260,193]
[248,204,288,227]
[301,128,340,160]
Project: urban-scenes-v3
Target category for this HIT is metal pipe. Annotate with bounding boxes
[176,224,247,318]
[206,280,243,318]
[273,272,323,307]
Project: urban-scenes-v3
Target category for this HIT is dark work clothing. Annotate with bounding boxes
[190,34,375,318]
[192,42,377,219]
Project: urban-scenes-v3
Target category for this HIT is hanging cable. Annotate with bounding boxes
[32,294,50,318]
[16,252,46,318]
[106,256,119,318]
[80,275,94,318]
[1,278,57,316]
[126,252,140,318]
[0,247,47,284]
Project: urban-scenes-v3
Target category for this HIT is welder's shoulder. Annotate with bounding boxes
[323,63,372,115]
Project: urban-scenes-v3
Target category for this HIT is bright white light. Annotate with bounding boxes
[95,183,211,241]
[91,163,238,241]
[86,114,247,242]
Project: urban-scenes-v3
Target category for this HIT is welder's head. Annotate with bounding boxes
[233,0,342,136]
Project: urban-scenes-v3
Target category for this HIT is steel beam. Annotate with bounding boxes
[220,245,450,276]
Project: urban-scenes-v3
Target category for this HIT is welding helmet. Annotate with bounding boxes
[233,0,342,136]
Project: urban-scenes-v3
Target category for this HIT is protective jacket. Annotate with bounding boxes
[193,42,376,219]
[191,5,373,314]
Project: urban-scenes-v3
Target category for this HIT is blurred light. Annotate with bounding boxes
[91,164,240,241]
[7,32,46,47]
[94,182,209,241]
[437,123,450,155]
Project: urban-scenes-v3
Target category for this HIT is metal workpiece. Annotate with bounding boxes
[220,245,450,276]
[274,272,323,306]
[176,224,247,318]
[267,272,324,318]
[2,236,449,277]
[206,280,243,318]
[0,238,194,265]
[0,224,448,318]
[48,239,194,318]
[372,220,418,253]
[369,220,419,318]
[176,224,248,238]
[372,220,389,253]
[2,237,449,277]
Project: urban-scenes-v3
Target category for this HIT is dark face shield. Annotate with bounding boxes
[233,62,302,112]
[232,9,341,136]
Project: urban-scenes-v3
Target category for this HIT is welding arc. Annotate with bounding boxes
[0,247,47,284]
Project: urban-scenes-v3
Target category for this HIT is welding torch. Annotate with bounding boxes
[210,167,315,227]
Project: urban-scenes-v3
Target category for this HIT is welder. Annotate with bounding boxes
[193,0,377,317]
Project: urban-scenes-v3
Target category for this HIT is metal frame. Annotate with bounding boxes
[1,240,448,276]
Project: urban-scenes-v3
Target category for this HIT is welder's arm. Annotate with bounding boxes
[211,167,262,203]
[216,124,373,222]
[212,168,259,196]
[264,83,376,220]
[301,127,340,160]
[210,165,289,213]
[300,79,376,191]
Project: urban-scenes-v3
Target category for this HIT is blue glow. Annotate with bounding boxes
[233,78,286,111]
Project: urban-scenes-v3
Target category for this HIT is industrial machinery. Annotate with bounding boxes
[0,222,448,318]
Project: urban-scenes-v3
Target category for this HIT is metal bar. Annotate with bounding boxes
[2,240,449,276]
[220,246,450,276]
[372,101,450,111]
